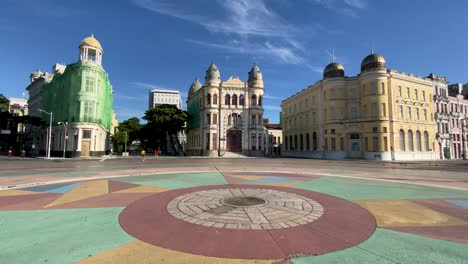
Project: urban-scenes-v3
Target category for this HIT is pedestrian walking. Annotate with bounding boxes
[21,149,26,158]
[141,149,146,161]
[7,148,12,158]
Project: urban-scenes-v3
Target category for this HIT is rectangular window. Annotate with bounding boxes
[406,87,410,98]
[398,86,402,97]
[416,108,420,120]
[371,103,377,117]
[371,83,377,94]
[312,112,316,124]
[363,105,367,117]
[206,114,211,125]
[422,91,426,101]
[331,129,335,134]
[423,109,427,121]
[350,107,357,119]
[83,101,95,122]
[399,105,403,118]
[85,77,95,93]
[213,114,218,125]
[324,138,328,150]
[407,106,412,119]
[206,133,210,150]
[365,137,369,151]
[340,137,344,151]
[373,127,378,133]
[373,136,378,152]
[414,89,418,100]
[331,138,336,150]
[82,130,91,139]
[381,103,386,117]
[350,88,357,100]
[381,83,385,94]
[384,136,388,151]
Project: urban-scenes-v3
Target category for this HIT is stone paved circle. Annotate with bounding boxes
[166,188,324,230]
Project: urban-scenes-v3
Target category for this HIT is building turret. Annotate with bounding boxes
[79,34,103,64]
[323,62,345,79]
[204,63,221,86]
[361,53,386,72]
[248,63,264,88]
[188,77,202,97]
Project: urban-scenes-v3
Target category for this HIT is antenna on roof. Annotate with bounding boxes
[371,42,374,54]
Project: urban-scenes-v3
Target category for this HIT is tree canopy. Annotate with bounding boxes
[142,104,189,155]
[111,117,142,153]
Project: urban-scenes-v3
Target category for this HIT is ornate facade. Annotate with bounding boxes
[27,35,116,157]
[282,52,437,161]
[186,63,264,156]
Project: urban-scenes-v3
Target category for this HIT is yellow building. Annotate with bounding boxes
[281,53,437,160]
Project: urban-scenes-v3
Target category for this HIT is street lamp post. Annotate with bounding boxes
[58,122,68,158]
[38,109,52,159]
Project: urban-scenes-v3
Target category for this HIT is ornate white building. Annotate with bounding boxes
[186,63,265,156]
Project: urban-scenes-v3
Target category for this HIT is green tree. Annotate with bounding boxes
[0,94,8,113]
[142,104,189,155]
[111,117,142,153]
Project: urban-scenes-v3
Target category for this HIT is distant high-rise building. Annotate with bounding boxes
[149,89,182,109]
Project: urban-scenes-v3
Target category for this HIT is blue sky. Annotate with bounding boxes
[1,0,467,124]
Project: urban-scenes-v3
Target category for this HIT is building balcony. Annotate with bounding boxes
[435,112,450,120]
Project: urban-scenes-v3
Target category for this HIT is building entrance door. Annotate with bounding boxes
[81,141,91,156]
[348,133,361,158]
[227,130,242,152]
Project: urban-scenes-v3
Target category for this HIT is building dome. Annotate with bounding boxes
[360,53,386,72]
[323,62,345,79]
[248,63,264,88]
[188,77,202,97]
[204,63,221,85]
[80,34,102,50]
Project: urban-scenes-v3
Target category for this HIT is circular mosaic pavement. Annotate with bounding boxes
[119,184,376,259]
[166,188,324,229]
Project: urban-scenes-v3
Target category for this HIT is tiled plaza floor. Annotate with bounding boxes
[1,160,468,263]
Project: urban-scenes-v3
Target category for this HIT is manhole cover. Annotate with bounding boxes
[221,196,266,207]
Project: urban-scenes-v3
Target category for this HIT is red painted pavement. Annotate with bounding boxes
[107,180,141,193]
[119,184,376,259]
[0,193,61,211]
[412,199,468,221]
[49,193,155,209]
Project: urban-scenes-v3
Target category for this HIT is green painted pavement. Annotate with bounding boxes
[295,177,468,200]
[0,208,135,264]
[292,228,468,264]
[113,172,228,189]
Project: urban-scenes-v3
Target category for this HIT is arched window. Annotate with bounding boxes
[232,94,237,105]
[399,129,405,151]
[258,95,263,106]
[313,132,317,151]
[416,131,422,151]
[239,94,245,105]
[251,95,257,106]
[225,94,230,105]
[306,133,310,150]
[227,114,231,125]
[213,94,218,105]
[289,135,293,150]
[408,130,414,151]
[207,94,211,105]
[424,131,429,151]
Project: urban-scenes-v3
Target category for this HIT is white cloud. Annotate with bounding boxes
[344,0,367,9]
[263,93,284,100]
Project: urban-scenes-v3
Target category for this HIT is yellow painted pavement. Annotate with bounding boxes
[354,200,468,227]
[230,175,267,181]
[114,185,169,193]
[45,180,109,208]
[0,190,42,196]
[76,240,280,264]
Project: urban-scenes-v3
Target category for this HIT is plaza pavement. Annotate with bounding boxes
[0,157,467,263]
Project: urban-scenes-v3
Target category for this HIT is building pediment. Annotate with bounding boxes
[221,76,245,88]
